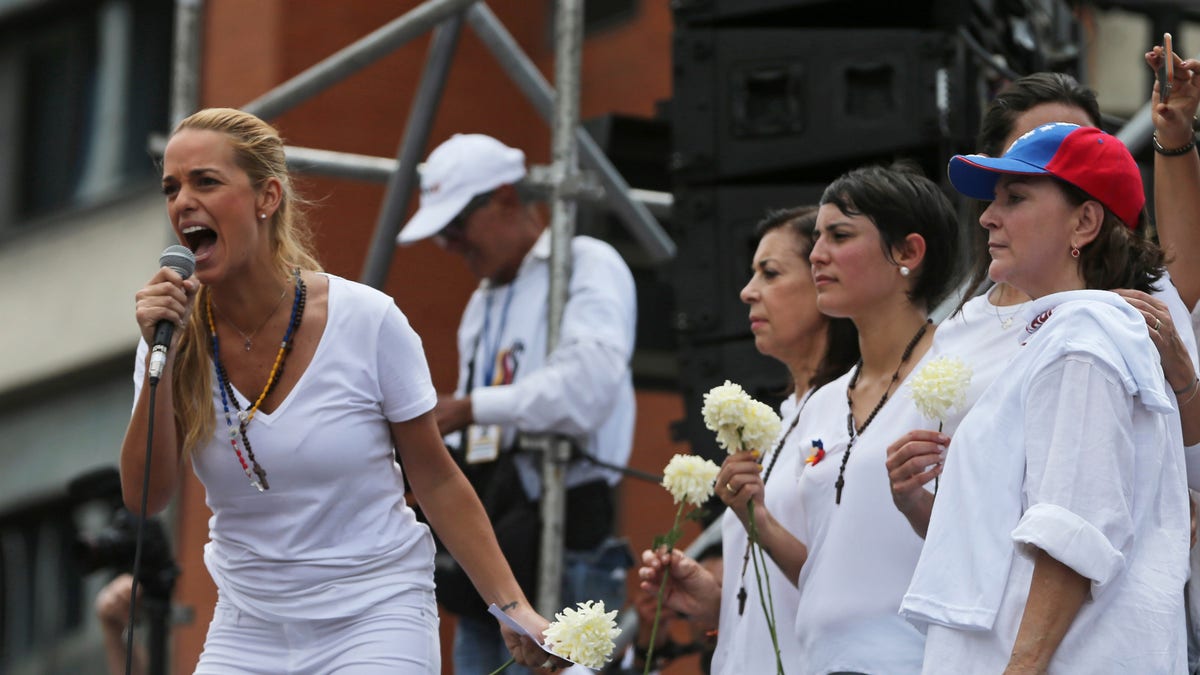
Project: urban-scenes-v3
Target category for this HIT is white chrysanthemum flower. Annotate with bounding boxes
[714,425,743,452]
[661,454,720,506]
[542,600,621,669]
[909,355,973,422]
[702,380,750,433]
[702,380,781,453]
[739,399,783,452]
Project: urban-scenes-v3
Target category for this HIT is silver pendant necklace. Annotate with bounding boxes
[212,283,290,351]
[990,287,1022,330]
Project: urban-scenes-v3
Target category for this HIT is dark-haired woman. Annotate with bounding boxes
[774,164,961,674]
[637,206,858,674]
[647,164,963,674]
[903,123,1189,673]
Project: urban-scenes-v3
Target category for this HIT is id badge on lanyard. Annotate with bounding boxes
[465,285,515,464]
[466,424,502,464]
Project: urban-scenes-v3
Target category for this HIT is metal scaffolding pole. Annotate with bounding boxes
[534,0,583,618]
[361,14,464,289]
[283,145,399,182]
[466,3,676,262]
[146,137,676,219]
[242,0,478,122]
[170,0,203,127]
[1115,103,1153,155]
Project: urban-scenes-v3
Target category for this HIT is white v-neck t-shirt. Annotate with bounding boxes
[134,274,438,622]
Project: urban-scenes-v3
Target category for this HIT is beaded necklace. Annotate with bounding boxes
[834,319,930,505]
[206,268,306,491]
[735,388,812,616]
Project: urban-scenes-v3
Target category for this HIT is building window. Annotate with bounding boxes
[0,499,86,673]
[0,0,173,233]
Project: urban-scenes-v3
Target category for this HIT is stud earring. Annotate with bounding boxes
[1070,244,1080,259]
[899,265,911,277]
[259,213,266,220]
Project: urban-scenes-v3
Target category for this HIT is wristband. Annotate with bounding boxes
[1152,132,1196,156]
[1179,378,1200,407]
[1173,377,1199,396]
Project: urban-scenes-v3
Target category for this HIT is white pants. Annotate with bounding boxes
[194,589,440,674]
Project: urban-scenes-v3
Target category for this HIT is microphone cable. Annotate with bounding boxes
[573,448,663,485]
[123,244,194,675]
[125,376,161,675]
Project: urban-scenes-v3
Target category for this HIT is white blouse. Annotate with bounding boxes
[711,393,810,675]
[785,348,939,675]
[904,291,1189,674]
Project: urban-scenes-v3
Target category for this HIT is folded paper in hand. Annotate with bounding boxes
[487,603,583,667]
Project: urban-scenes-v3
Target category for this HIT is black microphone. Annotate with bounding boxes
[147,245,196,384]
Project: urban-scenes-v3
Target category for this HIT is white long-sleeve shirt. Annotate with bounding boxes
[903,290,1189,674]
[454,230,637,499]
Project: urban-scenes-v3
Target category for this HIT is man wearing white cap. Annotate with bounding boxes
[398,133,637,674]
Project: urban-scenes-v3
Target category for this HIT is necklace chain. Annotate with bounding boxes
[990,287,1022,330]
[211,282,290,351]
[834,319,931,505]
[736,388,812,616]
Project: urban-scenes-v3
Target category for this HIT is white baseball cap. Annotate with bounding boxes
[396,133,527,244]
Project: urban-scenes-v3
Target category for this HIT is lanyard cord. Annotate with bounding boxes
[466,284,517,395]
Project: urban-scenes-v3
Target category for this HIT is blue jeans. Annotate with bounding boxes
[452,538,632,674]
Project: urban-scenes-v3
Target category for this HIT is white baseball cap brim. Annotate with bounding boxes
[396,190,475,245]
[396,133,526,245]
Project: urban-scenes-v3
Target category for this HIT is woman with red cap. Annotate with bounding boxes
[901,123,1190,673]
[885,72,1200,540]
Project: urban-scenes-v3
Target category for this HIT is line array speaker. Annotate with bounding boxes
[672,28,953,183]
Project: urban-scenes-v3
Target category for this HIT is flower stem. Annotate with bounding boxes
[488,656,515,675]
[747,499,786,674]
[644,502,685,675]
[935,421,943,496]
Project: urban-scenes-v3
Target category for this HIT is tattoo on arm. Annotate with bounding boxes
[500,601,518,612]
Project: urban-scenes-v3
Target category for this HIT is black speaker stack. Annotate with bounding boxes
[666,0,1014,462]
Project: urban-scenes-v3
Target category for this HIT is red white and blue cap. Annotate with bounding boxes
[948,123,1144,229]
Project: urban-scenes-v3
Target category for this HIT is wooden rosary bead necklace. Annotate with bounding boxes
[834,319,930,505]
